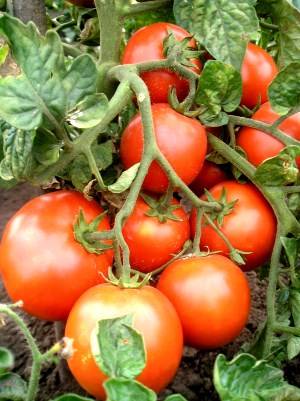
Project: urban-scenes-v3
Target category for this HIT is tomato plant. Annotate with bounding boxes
[120,103,207,193]
[122,22,201,103]
[122,196,190,272]
[65,284,183,399]
[157,255,251,348]
[190,181,277,271]
[0,190,113,321]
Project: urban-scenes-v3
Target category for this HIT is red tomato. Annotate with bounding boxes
[65,284,183,399]
[0,190,113,321]
[241,43,278,108]
[122,197,190,272]
[190,160,229,195]
[190,181,276,271]
[67,0,94,7]
[237,102,300,167]
[157,255,250,349]
[120,103,207,193]
[122,22,201,103]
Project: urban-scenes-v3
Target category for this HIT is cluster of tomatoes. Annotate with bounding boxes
[1,19,300,401]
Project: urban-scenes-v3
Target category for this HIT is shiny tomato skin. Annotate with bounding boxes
[190,160,229,195]
[122,22,201,103]
[122,197,190,272]
[237,102,300,167]
[0,190,113,321]
[65,284,183,399]
[190,181,276,271]
[241,43,278,108]
[120,103,207,193]
[67,0,94,7]
[157,255,250,349]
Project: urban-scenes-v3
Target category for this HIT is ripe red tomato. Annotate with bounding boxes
[0,190,113,321]
[237,102,300,167]
[190,160,229,195]
[122,22,201,103]
[122,197,190,272]
[241,43,278,108]
[67,0,94,7]
[120,103,207,193]
[190,181,276,271]
[65,284,183,399]
[157,255,250,349]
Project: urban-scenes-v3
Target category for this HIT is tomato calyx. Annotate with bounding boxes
[163,32,202,68]
[104,267,152,289]
[74,209,113,254]
[140,192,183,223]
[204,188,236,226]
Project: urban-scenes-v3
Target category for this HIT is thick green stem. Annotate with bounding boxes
[122,0,171,16]
[84,147,106,191]
[273,324,300,336]
[262,225,283,358]
[229,115,299,147]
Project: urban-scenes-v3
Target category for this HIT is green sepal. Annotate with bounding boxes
[74,209,112,254]
[141,193,183,223]
[163,31,201,68]
[204,188,237,227]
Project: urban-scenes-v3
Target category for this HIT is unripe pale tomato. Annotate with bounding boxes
[190,181,277,271]
[122,196,190,272]
[65,284,183,399]
[120,103,207,193]
[157,255,251,349]
[241,43,278,108]
[0,190,113,321]
[237,102,300,167]
[122,22,201,103]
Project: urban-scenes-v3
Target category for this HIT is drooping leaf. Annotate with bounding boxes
[268,62,300,115]
[254,145,300,186]
[213,353,297,401]
[287,336,300,360]
[33,130,62,167]
[91,315,146,380]
[63,55,98,111]
[195,60,242,126]
[0,126,35,181]
[67,93,109,129]
[108,163,140,194]
[281,237,300,269]
[0,372,27,401]
[173,0,259,70]
[51,394,94,401]
[104,378,156,401]
[0,14,66,129]
[0,348,14,374]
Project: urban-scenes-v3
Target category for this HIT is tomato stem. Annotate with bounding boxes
[122,0,172,17]
[192,208,203,255]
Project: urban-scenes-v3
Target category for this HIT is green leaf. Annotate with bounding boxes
[268,0,300,68]
[51,394,94,401]
[281,237,299,269]
[108,163,140,194]
[268,62,300,115]
[104,378,156,401]
[0,348,14,374]
[195,61,242,126]
[0,14,66,129]
[254,145,300,186]
[0,43,8,67]
[33,130,62,167]
[68,93,109,129]
[173,0,259,70]
[287,336,300,360]
[165,396,188,401]
[0,372,27,401]
[0,126,35,181]
[63,55,98,111]
[91,315,146,379]
[290,289,300,327]
[213,353,291,401]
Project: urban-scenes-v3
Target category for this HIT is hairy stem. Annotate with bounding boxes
[122,0,172,16]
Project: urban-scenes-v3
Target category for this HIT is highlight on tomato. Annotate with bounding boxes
[241,43,278,108]
[65,284,183,399]
[190,181,277,271]
[157,254,251,349]
[0,190,113,321]
[237,101,300,167]
[122,196,190,273]
[120,103,207,193]
[122,22,201,103]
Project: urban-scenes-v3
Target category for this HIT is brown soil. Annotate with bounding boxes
[0,184,279,401]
